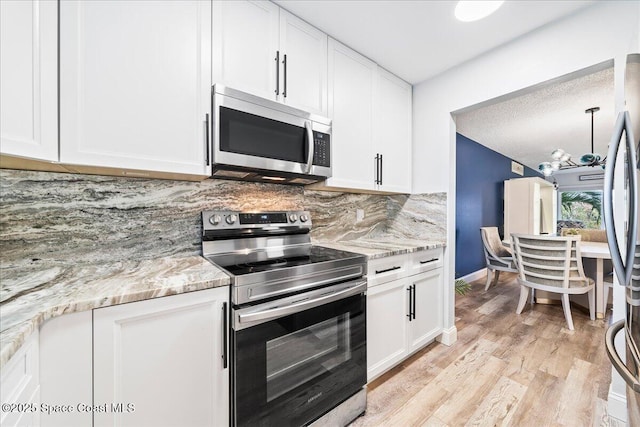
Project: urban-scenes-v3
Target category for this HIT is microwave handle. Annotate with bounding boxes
[304,121,314,174]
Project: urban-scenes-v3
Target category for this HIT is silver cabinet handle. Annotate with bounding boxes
[604,111,638,286]
[274,51,280,96]
[374,154,380,184]
[282,54,287,98]
[222,302,228,369]
[304,120,314,174]
[204,113,210,166]
[238,281,366,327]
[605,319,640,392]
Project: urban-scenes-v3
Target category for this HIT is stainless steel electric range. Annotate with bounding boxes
[202,210,367,427]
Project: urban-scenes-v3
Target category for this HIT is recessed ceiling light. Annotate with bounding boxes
[455,1,505,22]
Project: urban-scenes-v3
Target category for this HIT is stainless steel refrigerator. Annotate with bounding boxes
[604,102,640,423]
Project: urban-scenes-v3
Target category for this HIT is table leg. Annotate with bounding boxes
[596,258,604,319]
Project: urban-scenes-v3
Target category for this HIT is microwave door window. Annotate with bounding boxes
[220,107,306,163]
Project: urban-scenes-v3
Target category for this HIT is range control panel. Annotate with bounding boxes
[312,132,330,167]
[202,210,311,231]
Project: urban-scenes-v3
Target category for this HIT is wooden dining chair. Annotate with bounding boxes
[480,227,518,290]
[511,234,595,330]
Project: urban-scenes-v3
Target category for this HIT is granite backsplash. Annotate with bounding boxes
[0,169,446,269]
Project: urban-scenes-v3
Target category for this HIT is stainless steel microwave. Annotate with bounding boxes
[210,85,331,185]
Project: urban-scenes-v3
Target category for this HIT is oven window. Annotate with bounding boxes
[266,314,350,402]
[220,107,306,163]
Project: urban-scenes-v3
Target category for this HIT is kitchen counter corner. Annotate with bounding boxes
[0,255,230,369]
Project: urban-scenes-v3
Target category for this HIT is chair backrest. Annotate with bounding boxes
[480,227,510,261]
[510,234,589,289]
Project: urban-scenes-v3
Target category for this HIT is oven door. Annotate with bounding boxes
[231,280,366,427]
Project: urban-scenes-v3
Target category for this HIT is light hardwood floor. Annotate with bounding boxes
[351,272,615,427]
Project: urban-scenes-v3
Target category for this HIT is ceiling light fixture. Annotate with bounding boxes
[455,1,505,22]
[538,107,606,177]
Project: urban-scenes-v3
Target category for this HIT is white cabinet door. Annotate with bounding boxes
[60,0,212,175]
[0,332,40,427]
[0,0,57,161]
[279,10,327,116]
[366,278,409,382]
[93,288,229,427]
[40,311,92,427]
[213,0,280,101]
[326,38,376,191]
[374,68,412,193]
[408,268,443,353]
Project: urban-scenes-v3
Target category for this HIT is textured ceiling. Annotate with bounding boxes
[275,0,596,84]
[455,67,615,172]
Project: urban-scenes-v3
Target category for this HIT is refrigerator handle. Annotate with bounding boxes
[604,111,638,286]
[605,319,640,392]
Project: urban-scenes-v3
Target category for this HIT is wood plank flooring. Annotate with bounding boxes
[350,272,615,427]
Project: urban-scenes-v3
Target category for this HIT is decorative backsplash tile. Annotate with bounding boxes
[0,169,446,268]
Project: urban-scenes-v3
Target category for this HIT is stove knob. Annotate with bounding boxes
[300,214,309,223]
[289,214,298,223]
[226,214,237,225]
[208,214,221,226]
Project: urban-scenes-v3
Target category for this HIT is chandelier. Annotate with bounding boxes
[538,107,606,176]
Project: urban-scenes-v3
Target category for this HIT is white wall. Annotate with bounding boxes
[412,1,639,421]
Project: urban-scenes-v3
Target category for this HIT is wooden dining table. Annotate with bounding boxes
[578,241,612,319]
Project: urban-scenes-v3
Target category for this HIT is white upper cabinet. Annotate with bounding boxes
[321,39,412,193]
[60,0,212,176]
[0,0,58,161]
[374,68,412,193]
[278,10,328,115]
[213,0,280,102]
[325,38,376,191]
[213,0,328,116]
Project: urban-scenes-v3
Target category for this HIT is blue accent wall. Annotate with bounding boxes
[455,133,538,278]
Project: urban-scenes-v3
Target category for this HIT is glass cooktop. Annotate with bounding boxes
[214,246,365,277]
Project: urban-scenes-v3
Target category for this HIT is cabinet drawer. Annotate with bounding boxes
[367,254,409,287]
[0,331,39,427]
[409,248,443,276]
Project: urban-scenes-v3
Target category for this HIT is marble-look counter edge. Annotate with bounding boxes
[317,239,446,259]
[0,255,230,369]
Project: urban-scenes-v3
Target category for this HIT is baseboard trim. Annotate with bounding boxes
[437,326,457,346]
[607,386,627,423]
[459,268,487,283]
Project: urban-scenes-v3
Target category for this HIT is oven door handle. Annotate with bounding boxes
[237,281,366,328]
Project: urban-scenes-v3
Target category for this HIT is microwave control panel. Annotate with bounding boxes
[312,132,330,167]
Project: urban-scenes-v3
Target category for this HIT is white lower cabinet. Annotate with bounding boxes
[40,311,92,427]
[0,332,40,427]
[408,269,444,353]
[366,249,444,382]
[93,287,229,427]
[366,277,410,380]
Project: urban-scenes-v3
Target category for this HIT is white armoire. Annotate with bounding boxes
[504,177,557,238]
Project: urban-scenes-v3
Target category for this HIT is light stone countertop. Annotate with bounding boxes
[0,237,445,369]
[317,237,446,259]
[0,255,230,369]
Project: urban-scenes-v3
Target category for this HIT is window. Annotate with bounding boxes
[558,190,603,229]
